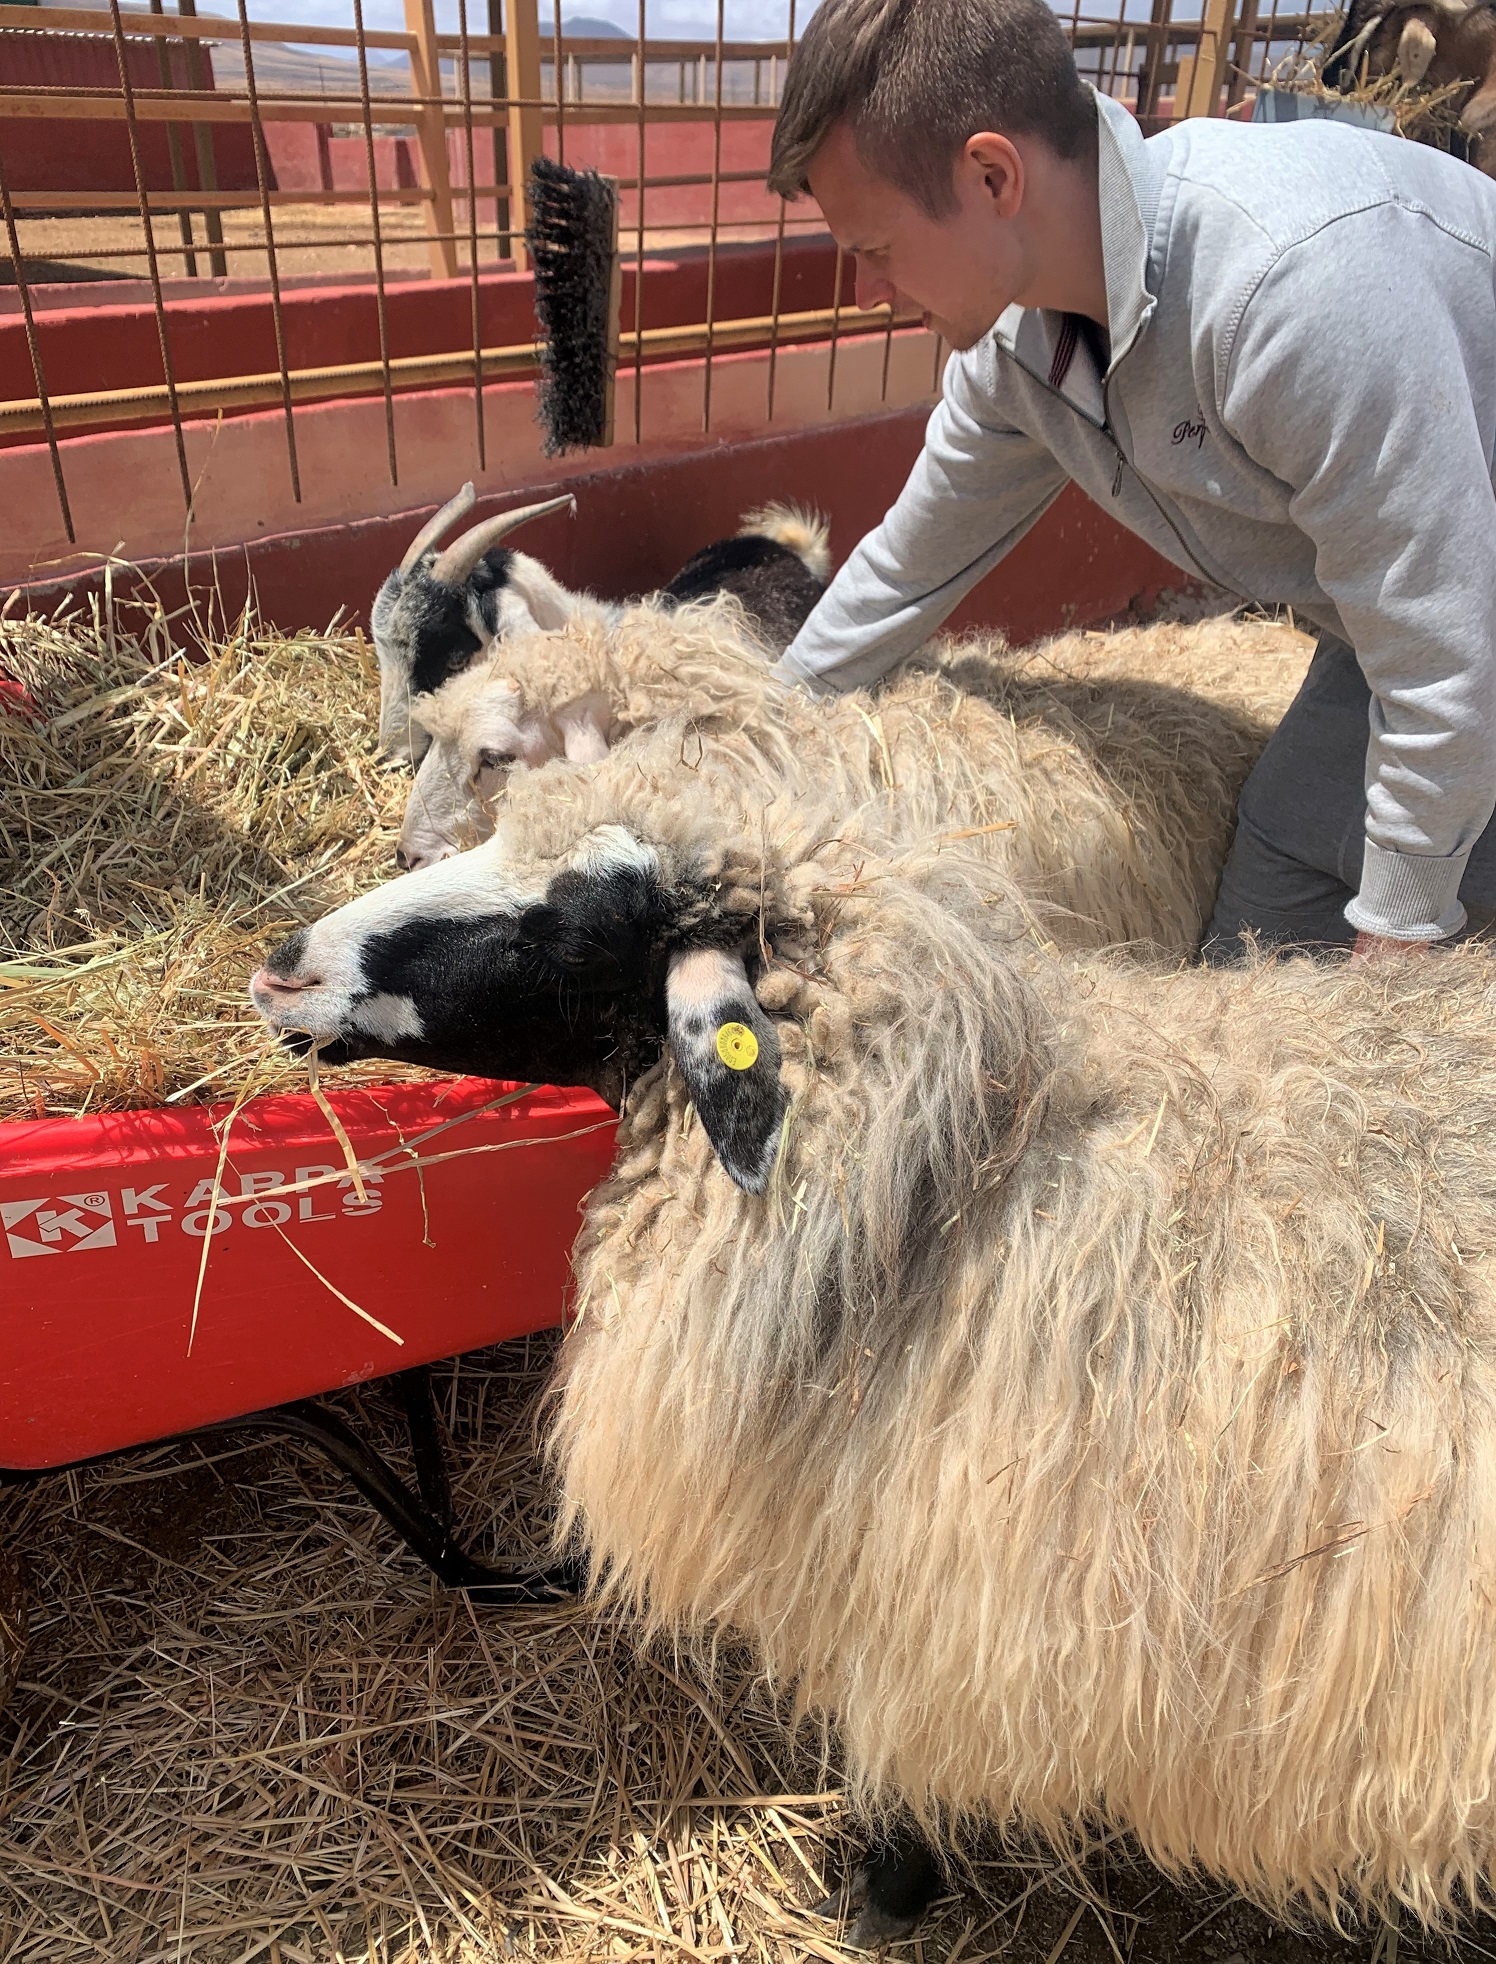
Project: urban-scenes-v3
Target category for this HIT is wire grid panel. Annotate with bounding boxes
[0,0,1334,546]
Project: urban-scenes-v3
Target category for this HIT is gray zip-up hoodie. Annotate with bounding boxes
[777,92,1496,943]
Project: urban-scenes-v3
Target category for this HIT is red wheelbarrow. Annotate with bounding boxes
[0,1075,617,1604]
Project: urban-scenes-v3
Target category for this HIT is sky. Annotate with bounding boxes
[204,0,819,44]
[133,0,1181,69]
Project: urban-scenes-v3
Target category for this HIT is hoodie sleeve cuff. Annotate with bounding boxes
[1344,838,1469,942]
[769,651,839,698]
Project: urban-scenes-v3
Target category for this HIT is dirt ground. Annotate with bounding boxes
[7,209,797,288]
[1,1333,1489,1964]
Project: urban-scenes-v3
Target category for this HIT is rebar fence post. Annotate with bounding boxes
[0,142,74,543]
[176,0,228,278]
[487,0,512,257]
[1176,0,1238,117]
[1137,0,1174,130]
[147,0,197,276]
[404,0,460,277]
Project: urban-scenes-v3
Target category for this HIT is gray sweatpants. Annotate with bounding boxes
[1201,634,1496,963]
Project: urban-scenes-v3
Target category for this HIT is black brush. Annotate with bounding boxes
[526,156,621,455]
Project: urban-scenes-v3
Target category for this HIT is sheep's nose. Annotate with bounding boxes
[249,966,317,999]
[399,843,456,873]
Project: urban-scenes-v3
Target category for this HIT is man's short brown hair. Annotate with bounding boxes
[767,0,1096,215]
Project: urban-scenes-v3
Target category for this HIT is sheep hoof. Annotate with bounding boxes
[844,1900,924,1950]
[809,1834,942,1949]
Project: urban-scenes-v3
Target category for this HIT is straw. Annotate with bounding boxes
[0,589,430,1122]
[0,1333,1342,1963]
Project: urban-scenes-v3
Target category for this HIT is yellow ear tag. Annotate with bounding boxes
[715,1021,759,1070]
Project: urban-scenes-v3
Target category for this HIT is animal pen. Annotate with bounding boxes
[0,1,1376,1958]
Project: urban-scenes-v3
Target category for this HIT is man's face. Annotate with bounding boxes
[805,120,1028,352]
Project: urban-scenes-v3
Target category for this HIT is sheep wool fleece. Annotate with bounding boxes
[778,91,1496,944]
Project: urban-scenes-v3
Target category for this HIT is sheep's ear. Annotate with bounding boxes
[554,691,614,764]
[666,948,787,1194]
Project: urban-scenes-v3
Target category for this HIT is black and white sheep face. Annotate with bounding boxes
[248,826,787,1191]
[398,680,614,871]
[371,488,581,767]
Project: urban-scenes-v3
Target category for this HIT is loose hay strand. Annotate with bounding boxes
[266,1216,405,1346]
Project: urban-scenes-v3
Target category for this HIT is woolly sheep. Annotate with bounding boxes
[397,602,1293,960]
[251,751,1496,1936]
[373,487,830,767]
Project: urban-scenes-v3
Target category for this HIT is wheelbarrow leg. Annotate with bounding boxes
[2,1385,582,1609]
[395,1366,455,1533]
[201,1400,581,1606]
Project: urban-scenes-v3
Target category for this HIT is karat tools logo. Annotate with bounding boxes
[2,1192,117,1258]
[2,1168,381,1260]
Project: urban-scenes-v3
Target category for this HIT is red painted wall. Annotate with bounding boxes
[542,118,777,231]
[0,29,260,197]
[259,118,778,231]
[9,405,1188,649]
[0,235,853,442]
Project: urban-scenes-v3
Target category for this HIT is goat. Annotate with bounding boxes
[1322,0,1496,174]
[372,487,830,768]
[250,751,1496,1939]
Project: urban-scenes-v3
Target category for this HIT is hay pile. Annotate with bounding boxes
[1264,42,1473,149]
[0,592,427,1122]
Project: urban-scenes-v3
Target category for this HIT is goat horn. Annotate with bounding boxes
[399,482,477,574]
[429,492,578,588]
[1327,10,1387,70]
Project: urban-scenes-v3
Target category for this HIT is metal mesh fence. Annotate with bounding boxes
[0,0,1335,544]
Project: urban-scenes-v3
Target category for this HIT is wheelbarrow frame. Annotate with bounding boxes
[0,1075,618,1601]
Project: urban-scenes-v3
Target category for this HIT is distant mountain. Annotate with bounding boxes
[538,14,631,34]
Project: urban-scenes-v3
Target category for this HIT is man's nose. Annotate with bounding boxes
[855,264,897,311]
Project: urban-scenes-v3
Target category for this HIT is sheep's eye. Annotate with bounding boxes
[477,748,517,772]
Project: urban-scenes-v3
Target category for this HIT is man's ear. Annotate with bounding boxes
[553,690,614,764]
[666,947,788,1195]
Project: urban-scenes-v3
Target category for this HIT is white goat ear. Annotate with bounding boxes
[666,948,787,1195]
[505,555,590,631]
[553,691,614,764]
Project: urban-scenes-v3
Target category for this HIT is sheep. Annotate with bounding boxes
[250,749,1496,1938]
[372,486,831,766]
[395,601,1290,961]
[1323,0,1496,174]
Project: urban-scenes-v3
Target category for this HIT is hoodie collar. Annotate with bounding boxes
[989,89,1164,413]
[1095,88,1164,365]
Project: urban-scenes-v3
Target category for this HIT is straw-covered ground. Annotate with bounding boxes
[7,595,1466,1961]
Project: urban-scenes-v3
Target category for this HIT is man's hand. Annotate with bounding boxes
[1351,931,1430,962]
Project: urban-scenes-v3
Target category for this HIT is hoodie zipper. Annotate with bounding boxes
[999,332,1241,603]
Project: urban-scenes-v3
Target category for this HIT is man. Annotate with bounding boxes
[767,0,1496,961]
